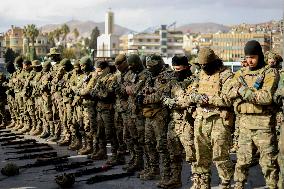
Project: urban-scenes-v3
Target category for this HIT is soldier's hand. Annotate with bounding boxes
[126,86,134,95]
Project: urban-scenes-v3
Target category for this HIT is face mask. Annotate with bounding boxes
[148,64,162,76]
[175,69,190,81]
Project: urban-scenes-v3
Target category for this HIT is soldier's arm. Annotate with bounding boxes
[209,68,234,107]
[273,70,284,104]
[242,68,279,105]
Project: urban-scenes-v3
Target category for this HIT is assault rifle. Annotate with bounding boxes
[85,172,134,184]
[1,139,37,146]
[6,151,57,160]
[5,146,54,154]
[0,133,22,138]
[44,160,93,172]
[6,143,50,149]
[21,155,69,168]
[0,135,24,142]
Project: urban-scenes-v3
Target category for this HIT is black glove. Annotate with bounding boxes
[136,94,145,105]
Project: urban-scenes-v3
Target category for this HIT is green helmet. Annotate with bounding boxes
[14,56,23,64]
[43,60,52,68]
[128,54,144,72]
[32,60,42,67]
[73,60,80,68]
[47,47,61,56]
[146,54,164,67]
[198,48,219,65]
[1,163,20,176]
[55,173,75,188]
[80,56,92,66]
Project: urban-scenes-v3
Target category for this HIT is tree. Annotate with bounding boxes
[48,31,56,47]
[61,24,70,46]
[89,27,100,50]
[54,28,62,43]
[4,48,18,64]
[24,24,39,60]
[62,48,76,59]
[73,28,79,41]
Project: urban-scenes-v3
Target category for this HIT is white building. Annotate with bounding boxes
[96,10,119,57]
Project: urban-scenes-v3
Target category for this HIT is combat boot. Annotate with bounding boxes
[122,150,135,171]
[6,120,15,128]
[140,167,160,180]
[40,125,50,139]
[161,167,182,189]
[68,137,82,151]
[199,173,210,189]
[126,155,144,173]
[78,138,93,155]
[219,179,231,189]
[234,181,244,189]
[191,173,201,189]
[106,153,125,166]
[91,146,107,160]
[58,134,71,146]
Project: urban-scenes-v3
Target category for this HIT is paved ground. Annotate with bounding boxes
[0,129,267,189]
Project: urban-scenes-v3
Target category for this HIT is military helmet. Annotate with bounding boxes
[47,47,61,56]
[128,54,141,65]
[55,173,75,188]
[198,48,219,65]
[80,56,92,66]
[14,56,23,64]
[146,54,164,67]
[60,58,71,67]
[73,60,80,68]
[32,60,42,67]
[265,51,283,63]
[43,60,52,68]
[115,54,127,65]
[1,163,20,176]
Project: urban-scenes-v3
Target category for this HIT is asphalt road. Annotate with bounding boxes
[0,130,267,189]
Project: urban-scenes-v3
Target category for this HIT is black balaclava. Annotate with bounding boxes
[244,40,265,71]
[172,55,192,81]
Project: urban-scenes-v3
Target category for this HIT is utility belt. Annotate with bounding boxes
[142,104,163,118]
[97,101,113,110]
[237,102,274,115]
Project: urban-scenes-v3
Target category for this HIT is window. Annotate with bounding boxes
[147,39,151,42]
[138,39,143,42]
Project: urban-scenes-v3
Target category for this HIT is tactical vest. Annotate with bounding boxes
[198,70,220,97]
[237,66,269,114]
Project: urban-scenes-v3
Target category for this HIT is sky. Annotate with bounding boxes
[0,0,283,32]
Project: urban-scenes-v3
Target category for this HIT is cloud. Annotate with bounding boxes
[0,0,282,32]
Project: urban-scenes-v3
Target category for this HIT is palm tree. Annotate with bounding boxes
[54,28,62,43]
[61,24,70,46]
[24,24,39,60]
[23,26,30,55]
[48,31,55,47]
[73,28,79,41]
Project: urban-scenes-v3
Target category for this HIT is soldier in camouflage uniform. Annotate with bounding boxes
[8,57,25,130]
[123,54,151,173]
[274,63,284,189]
[91,61,118,161]
[68,60,84,151]
[56,59,74,146]
[230,41,279,189]
[138,54,171,185]
[17,60,36,134]
[48,47,62,142]
[77,56,96,155]
[0,72,7,127]
[29,60,43,135]
[39,60,54,139]
[160,56,196,189]
[185,48,234,189]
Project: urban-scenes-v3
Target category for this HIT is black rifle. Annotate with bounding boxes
[5,146,54,154]
[6,151,57,160]
[0,130,11,133]
[1,139,37,146]
[85,172,134,184]
[44,160,94,172]
[0,136,24,142]
[0,133,22,138]
[6,143,50,149]
[21,155,69,168]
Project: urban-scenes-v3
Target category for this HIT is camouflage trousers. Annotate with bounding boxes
[61,102,73,138]
[144,108,170,178]
[123,111,146,162]
[191,114,234,182]
[24,97,36,129]
[114,110,127,153]
[167,110,195,163]
[0,102,6,125]
[279,122,284,189]
[15,92,24,123]
[34,97,43,125]
[96,104,118,154]
[70,104,83,138]
[7,95,16,123]
[42,94,53,131]
[82,101,96,140]
[234,115,279,188]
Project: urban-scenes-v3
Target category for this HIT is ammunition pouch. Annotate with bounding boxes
[237,102,263,114]
[142,104,162,118]
[97,102,113,111]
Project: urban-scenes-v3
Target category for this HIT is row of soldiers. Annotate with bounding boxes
[0,40,283,189]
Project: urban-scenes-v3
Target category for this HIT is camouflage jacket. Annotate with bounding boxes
[274,69,284,105]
